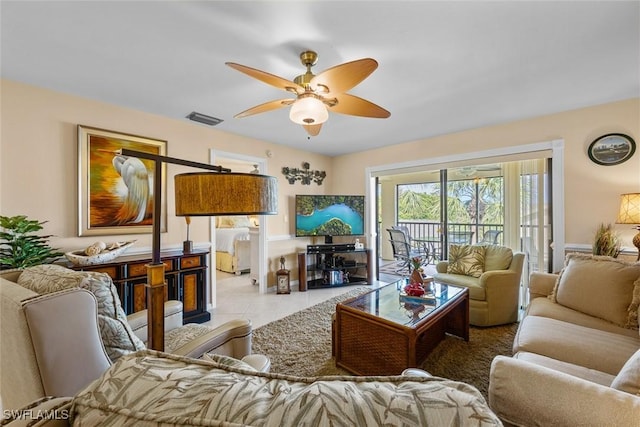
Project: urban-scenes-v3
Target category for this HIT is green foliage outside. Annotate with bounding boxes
[0,215,63,269]
[398,177,504,225]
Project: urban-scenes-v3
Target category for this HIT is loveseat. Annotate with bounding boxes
[1,266,504,426]
[489,253,640,426]
[434,244,525,326]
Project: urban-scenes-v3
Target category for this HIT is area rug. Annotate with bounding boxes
[252,287,518,399]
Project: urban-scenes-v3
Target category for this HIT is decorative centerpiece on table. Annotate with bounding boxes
[404,256,426,297]
[401,256,436,304]
[409,256,424,286]
[65,240,136,266]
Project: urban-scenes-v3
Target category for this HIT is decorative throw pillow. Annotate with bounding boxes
[217,216,251,228]
[18,264,145,361]
[483,245,513,271]
[610,349,640,395]
[548,253,640,329]
[447,244,486,278]
[17,263,86,293]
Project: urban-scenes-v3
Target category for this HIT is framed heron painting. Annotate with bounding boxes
[77,125,167,236]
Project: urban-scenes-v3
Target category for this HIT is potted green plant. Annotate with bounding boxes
[0,215,63,269]
[592,223,621,258]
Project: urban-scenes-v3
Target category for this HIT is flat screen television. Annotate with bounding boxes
[295,195,365,244]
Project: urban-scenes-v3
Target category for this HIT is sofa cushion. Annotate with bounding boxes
[611,348,640,395]
[527,297,639,338]
[513,315,639,375]
[483,245,513,272]
[17,264,145,361]
[447,244,486,278]
[549,253,640,329]
[430,273,486,300]
[73,350,501,426]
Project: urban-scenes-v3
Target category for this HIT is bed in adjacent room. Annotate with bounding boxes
[215,216,254,275]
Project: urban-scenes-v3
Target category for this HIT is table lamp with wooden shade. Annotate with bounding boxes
[616,192,640,261]
[119,149,278,351]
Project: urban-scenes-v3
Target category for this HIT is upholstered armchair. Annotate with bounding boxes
[0,267,268,411]
[434,244,525,326]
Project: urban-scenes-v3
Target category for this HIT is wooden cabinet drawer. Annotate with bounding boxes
[84,265,118,279]
[180,256,201,269]
[129,260,172,278]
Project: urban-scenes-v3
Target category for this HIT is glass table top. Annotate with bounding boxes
[339,279,465,327]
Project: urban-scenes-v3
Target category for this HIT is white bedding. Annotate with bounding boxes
[216,227,249,255]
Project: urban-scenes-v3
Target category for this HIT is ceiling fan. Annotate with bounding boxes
[226,50,390,136]
[455,164,503,178]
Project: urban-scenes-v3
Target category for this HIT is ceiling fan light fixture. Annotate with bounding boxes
[289,95,328,125]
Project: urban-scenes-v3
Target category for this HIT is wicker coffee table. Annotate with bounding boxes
[334,280,469,375]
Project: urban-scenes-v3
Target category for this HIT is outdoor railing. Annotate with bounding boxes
[396,221,505,262]
[397,221,504,244]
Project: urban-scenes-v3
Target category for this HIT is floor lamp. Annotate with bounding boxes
[616,192,640,261]
[119,149,278,351]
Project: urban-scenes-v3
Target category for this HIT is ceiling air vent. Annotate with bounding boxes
[186,111,223,126]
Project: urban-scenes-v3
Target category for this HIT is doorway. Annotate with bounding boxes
[208,149,269,309]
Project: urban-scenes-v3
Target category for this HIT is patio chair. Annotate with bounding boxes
[479,230,503,245]
[391,225,426,253]
[387,228,424,274]
[448,230,474,245]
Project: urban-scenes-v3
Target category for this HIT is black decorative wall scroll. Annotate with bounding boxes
[282,162,326,185]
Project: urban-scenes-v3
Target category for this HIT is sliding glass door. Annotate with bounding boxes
[390,158,552,286]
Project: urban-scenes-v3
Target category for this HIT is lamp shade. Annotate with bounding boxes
[616,193,640,224]
[175,172,278,216]
[289,95,328,125]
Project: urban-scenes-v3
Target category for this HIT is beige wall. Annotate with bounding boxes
[0,79,332,286]
[333,98,640,251]
[2,78,639,286]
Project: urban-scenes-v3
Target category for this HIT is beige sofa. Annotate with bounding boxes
[489,254,640,426]
[434,245,525,326]
[1,266,504,426]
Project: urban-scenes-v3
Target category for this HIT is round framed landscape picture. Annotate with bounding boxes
[587,133,636,166]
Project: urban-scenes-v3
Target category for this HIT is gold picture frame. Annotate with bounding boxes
[77,125,167,236]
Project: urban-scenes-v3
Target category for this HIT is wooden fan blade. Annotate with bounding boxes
[226,62,303,94]
[330,93,390,118]
[303,123,322,136]
[310,58,378,95]
[234,99,293,118]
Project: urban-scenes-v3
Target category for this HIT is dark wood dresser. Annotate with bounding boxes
[61,249,210,324]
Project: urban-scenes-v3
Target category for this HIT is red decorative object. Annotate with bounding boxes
[404,282,425,297]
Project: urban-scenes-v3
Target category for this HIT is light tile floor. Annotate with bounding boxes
[203,268,401,329]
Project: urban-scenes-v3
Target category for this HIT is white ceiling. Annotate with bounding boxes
[2,1,638,157]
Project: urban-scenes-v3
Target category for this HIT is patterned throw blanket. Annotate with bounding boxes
[72,350,502,426]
